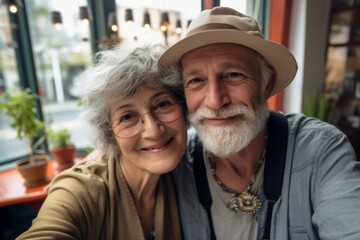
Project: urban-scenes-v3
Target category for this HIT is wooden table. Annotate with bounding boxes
[0,159,82,207]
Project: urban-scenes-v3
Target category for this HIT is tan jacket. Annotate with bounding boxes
[17,155,182,240]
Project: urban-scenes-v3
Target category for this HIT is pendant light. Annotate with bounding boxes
[108,12,118,33]
[125,8,134,23]
[79,6,92,23]
[160,11,170,32]
[52,11,62,30]
[143,11,151,29]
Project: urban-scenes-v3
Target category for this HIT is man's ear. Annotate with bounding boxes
[265,74,275,99]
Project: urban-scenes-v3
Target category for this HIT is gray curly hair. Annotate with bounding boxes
[80,44,185,157]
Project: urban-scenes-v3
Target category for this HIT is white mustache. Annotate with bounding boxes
[189,105,253,124]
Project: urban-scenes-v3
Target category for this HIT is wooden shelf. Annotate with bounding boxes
[332,4,360,14]
[328,40,360,47]
[347,56,360,70]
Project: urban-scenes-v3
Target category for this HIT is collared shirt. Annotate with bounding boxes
[172,113,360,240]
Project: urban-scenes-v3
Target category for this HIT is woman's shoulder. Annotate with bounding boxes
[48,155,110,197]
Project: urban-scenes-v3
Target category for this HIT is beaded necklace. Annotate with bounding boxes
[208,137,267,214]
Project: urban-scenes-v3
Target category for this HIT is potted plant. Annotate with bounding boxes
[47,128,75,170]
[0,88,49,187]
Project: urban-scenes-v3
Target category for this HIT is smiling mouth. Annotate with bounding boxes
[209,115,237,120]
[203,115,243,122]
[141,138,173,151]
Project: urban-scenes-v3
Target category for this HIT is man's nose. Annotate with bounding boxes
[205,76,231,110]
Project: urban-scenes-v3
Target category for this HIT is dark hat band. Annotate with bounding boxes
[187,23,264,39]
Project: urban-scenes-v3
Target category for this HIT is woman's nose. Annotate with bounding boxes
[141,113,164,138]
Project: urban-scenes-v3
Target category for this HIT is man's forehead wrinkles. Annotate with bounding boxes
[182,62,257,76]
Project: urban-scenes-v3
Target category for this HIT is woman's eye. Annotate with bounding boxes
[154,97,177,110]
[120,113,137,123]
[112,112,139,129]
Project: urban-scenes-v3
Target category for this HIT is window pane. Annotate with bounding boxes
[115,0,201,46]
[26,0,92,152]
[0,5,29,165]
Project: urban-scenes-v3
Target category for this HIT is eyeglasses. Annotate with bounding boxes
[111,96,183,138]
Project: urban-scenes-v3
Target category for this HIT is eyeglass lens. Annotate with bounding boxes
[112,96,182,138]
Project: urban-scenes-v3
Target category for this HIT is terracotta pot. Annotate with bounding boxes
[16,155,50,188]
[50,144,75,170]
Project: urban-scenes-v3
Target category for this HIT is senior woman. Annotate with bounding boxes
[17,44,187,240]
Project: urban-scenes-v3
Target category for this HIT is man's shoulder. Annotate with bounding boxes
[285,112,342,137]
[284,112,355,168]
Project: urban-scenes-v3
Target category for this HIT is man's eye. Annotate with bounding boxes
[189,78,203,84]
[185,77,205,89]
[222,72,247,84]
[224,72,245,79]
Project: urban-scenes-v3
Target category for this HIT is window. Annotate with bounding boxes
[0,5,28,165]
[26,0,92,150]
[0,0,255,169]
[0,0,93,169]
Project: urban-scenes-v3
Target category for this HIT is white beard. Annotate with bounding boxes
[189,101,269,157]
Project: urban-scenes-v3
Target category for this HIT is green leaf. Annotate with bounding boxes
[47,128,72,148]
[0,88,45,157]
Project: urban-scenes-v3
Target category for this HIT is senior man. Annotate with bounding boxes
[160,6,360,240]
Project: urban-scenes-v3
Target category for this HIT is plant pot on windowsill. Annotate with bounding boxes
[47,129,75,170]
[0,88,50,188]
[17,155,50,188]
[50,144,75,170]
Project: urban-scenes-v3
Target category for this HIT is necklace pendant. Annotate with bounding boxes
[227,191,261,214]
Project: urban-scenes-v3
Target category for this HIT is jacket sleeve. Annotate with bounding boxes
[16,167,107,240]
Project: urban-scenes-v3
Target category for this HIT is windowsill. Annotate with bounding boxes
[0,158,83,207]
[0,149,90,173]
[0,162,17,172]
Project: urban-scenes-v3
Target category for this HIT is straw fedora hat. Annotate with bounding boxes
[158,6,298,96]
